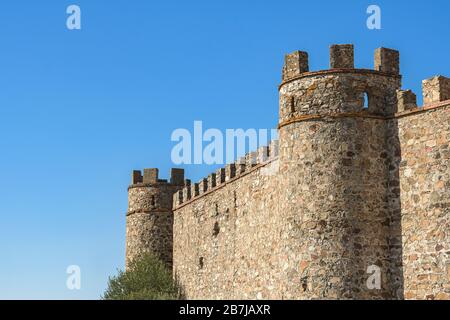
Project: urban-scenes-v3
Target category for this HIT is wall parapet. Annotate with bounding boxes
[394,99,450,119]
[129,168,186,190]
[394,75,450,114]
[280,45,401,88]
[173,140,278,210]
[423,75,450,105]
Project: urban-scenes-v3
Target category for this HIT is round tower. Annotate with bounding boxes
[126,168,185,269]
[277,45,403,299]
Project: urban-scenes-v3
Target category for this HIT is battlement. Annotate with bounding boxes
[130,167,186,188]
[282,44,400,83]
[330,44,354,69]
[279,45,403,124]
[173,140,279,209]
[395,75,450,113]
[397,89,417,112]
[423,76,450,105]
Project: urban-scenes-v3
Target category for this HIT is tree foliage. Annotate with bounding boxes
[103,253,180,300]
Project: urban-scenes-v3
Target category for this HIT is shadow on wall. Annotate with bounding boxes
[386,118,404,299]
[333,117,404,299]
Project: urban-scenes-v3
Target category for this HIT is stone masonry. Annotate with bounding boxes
[125,44,450,300]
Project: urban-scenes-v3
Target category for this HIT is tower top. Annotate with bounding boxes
[281,44,400,83]
[130,168,185,187]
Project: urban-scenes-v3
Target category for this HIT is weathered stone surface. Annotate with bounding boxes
[126,211,174,269]
[125,45,450,300]
[282,51,309,81]
[374,47,400,74]
[173,160,281,299]
[423,76,450,105]
[126,169,185,269]
[397,90,417,112]
[330,44,354,69]
[397,105,450,300]
[279,70,401,123]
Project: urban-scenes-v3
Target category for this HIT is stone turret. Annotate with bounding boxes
[126,168,186,269]
[277,44,402,299]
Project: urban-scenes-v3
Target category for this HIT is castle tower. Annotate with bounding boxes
[126,168,186,269]
[277,45,402,299]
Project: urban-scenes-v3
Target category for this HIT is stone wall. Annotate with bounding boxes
[173,147,281,299]
[127,45,450,300]
[277,118,401,299]
[126,210,173,269]
[172,102,450,300]
[397,102,450,300]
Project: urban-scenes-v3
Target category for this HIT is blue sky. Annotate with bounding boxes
[0,0,448,299]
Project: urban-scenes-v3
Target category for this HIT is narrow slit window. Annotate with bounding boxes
[363,92,369,109]
[290,96,296,114]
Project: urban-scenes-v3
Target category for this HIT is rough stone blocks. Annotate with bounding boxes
[375,47,400,74]
[397,89,417,112]
[423,76,450,105]
[330,44,354,69]
[282,51,309,81]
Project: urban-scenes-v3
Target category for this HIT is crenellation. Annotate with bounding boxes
[422,75,450,105]
[257,146,269,163]
[245,151,257,168]
[198,178,208,195]
[330,44,354,69]
[282,50,309,81]
[170,168,185,185]
[172,192,177,209]
[132,170,143,184]
[207,173,216,189]
[397,89,417,112]
[181,187,190,203]
[182,180,191,202]
[235,158,246,175]
[176,190,183,205]
[216,168,225,185]
[225,163,236,181]
[172,142,279,209]
[374,47,400,74]
[269,140,279,158]
[191,182,199,198]
[143,168,159,184]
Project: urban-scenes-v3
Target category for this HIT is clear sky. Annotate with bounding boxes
[0,0,448,299]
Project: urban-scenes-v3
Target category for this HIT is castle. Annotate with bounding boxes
[125,44,450,300]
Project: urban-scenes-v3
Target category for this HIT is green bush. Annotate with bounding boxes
[102,253,180,300]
